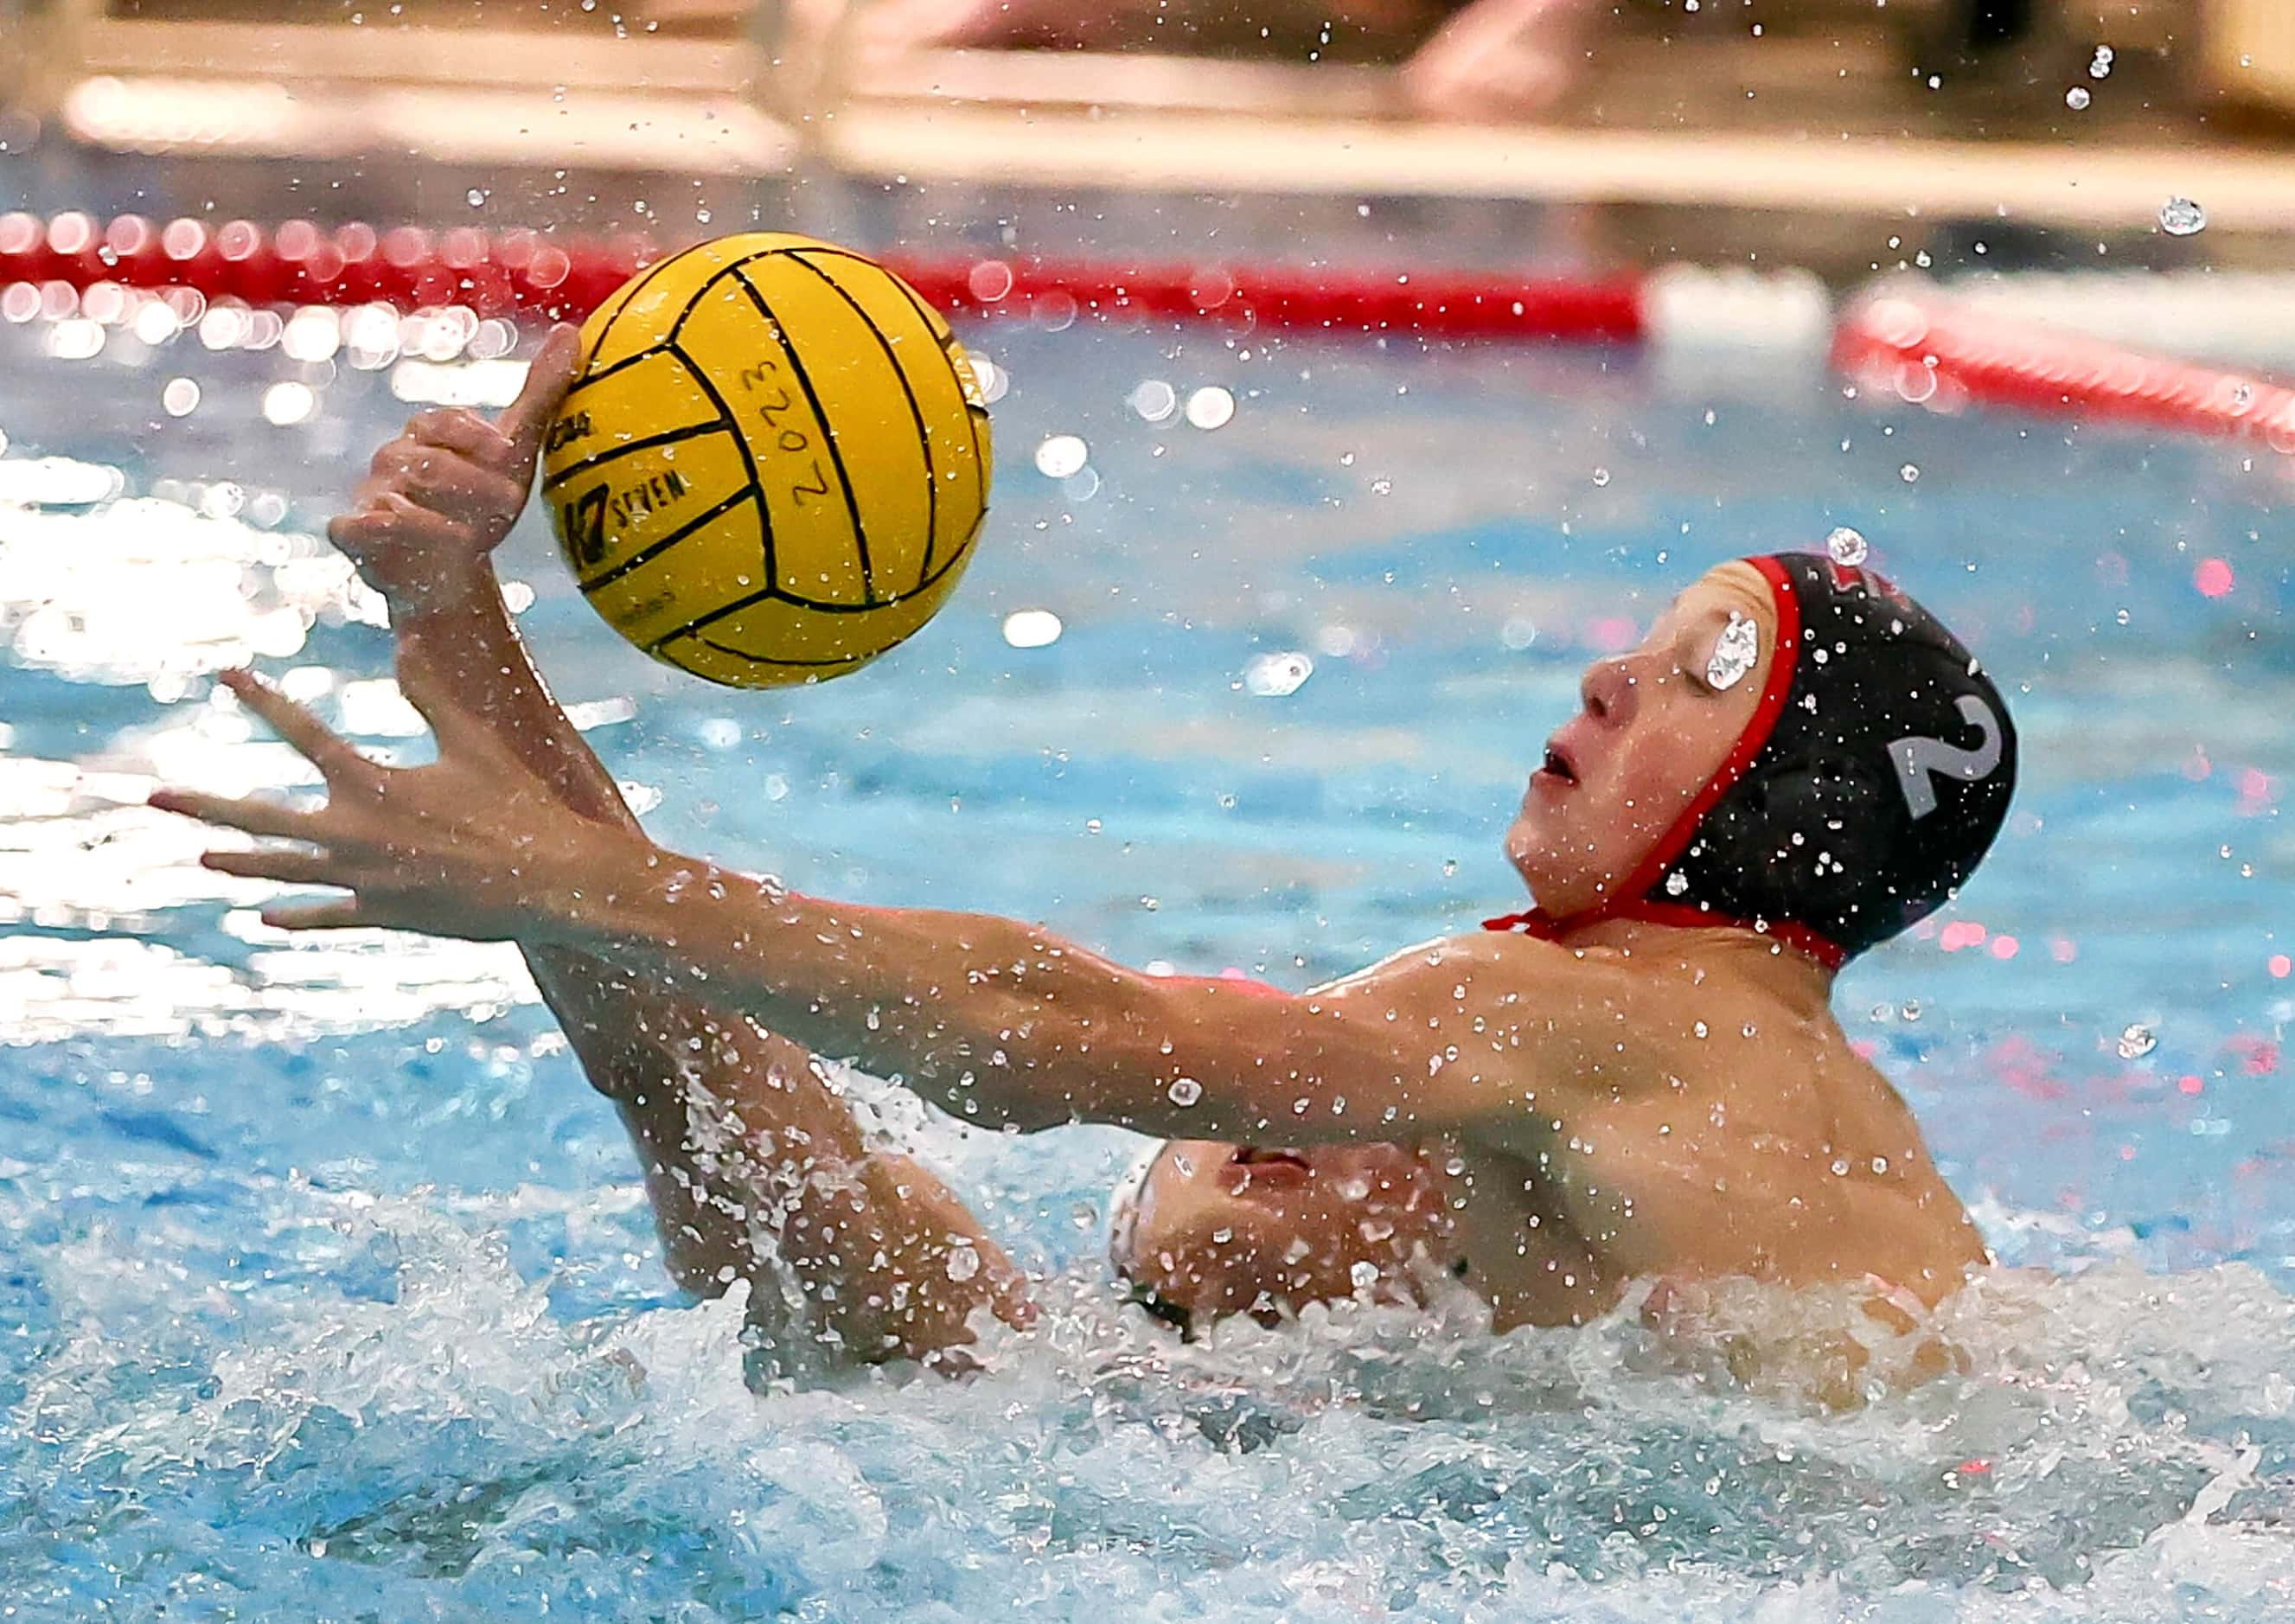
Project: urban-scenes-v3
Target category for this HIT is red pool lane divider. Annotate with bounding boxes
[17,207,2282,439]
[1832,290,2295,452]
[0,211,1646,342]
[0,213,653,322]
[894,255,1646,342]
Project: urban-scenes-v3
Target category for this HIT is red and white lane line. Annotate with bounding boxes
[1832,287,2295,452]
[2,211,2290,452]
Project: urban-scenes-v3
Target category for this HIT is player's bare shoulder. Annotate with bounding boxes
[1317,930,1738,1148]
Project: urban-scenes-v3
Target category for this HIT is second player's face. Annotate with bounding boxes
[1503,562,1777,918]
[1111,1139,1452,1328]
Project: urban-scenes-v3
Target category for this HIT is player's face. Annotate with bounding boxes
[1504,562,1777,917]
[1111,1139,1451,1327]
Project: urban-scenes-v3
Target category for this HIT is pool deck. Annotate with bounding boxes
[13,11,2295,278]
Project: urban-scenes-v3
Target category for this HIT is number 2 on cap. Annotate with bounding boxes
[1889,694,2004,819]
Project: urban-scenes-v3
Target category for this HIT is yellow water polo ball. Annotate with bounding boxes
[542,233,994,687]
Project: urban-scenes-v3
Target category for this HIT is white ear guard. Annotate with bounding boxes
[1106,1141,1167,1275]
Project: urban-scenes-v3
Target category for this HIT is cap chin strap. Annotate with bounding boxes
[1480,899,1848,972]
[1482,554,1847,975]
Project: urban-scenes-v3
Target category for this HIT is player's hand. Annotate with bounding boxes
[328,323,584,606]
[149,646,638,941]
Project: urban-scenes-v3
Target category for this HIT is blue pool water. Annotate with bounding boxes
[3,280,2293,1621]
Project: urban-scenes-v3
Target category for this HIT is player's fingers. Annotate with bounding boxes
[408,408,513,464]
[261,897,368,931]
[368,442,527,522]
[216,668,379,786]
[334,491,483,549]
[497,323,585,465]
[146,787,323,841]
[199,846,335,885]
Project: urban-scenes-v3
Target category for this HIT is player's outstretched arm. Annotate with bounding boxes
[524,883,1634,1147]
[154,666,1633,1148]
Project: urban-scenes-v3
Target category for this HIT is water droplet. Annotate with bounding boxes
[945,1242,981,1281]
[2118,1022,2158,1059]
[2233,383,2254,409]
[1830,1158,1851,1177]
[1900,1000,1923,1022]
[1900,463,1921,483]
[1128,379,1176,423]
[2089,44,2114,78]
[2065,86,2091,110]
[1826,526,1870,566]
[161,377,201,417]
[1705,611,1760,691]
[966,259,1013,303]
[1349,1260,1381,1290]
[1358,1218,1395,1243]
[261,381,316,426]
[1033,434,1088,478]
[1001,609,1063,649]
[1692,1020,1710,1039]
[1184,386,1236,430]
[1665,871,1691,897]
[1870,1156,1889,1174]
[1591,466,1611,488]
[465,187,488,208]
[1500,616,1538,650]
[1442,858,1459,878]
[2160,197,2207,237]
[1369,477,1393,496]
[1071,1201,1099,1229]
[1167,1077,1204,1107]
[1243,651,1314,698]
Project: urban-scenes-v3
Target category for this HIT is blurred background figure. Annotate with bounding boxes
[7,0,2260,144]
[833,0,2213,129]
[848,0,1599,119]
[1398,0,1600,123]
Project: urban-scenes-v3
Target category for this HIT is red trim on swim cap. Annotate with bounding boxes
[1608,553,1805,907]
[1478,903,1845,971]
[1483,555,1847,972]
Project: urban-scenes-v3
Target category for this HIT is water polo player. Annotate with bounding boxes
[155,342,2018,1365]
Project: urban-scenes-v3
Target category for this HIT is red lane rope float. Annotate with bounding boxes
[0,211,1646,342]
[0,213,649,323]
[898,255,1645,342]
[1833,290,2295,453]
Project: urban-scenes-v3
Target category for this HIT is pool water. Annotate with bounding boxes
[3,295,2294,1621]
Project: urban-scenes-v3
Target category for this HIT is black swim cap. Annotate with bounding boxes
[1489,552,2017,966]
